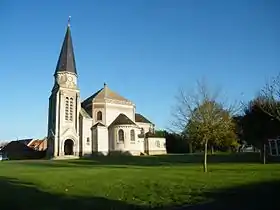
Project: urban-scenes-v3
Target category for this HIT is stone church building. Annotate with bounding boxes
[47,22,166,158]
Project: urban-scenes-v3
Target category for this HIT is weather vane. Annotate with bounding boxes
[68,16,71,27]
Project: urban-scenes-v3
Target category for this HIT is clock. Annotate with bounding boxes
[67,76,73,82]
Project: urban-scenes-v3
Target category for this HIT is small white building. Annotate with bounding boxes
[47,21,166,158]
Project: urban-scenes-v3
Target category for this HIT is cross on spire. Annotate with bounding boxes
[68,16,71,27]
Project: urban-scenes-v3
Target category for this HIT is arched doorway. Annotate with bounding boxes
[64,139,74,155]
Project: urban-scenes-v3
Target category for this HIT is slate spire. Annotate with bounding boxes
[55,16,77,75]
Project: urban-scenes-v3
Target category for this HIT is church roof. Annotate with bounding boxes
[80,107,91,118]
[135,113,153,124]
[82,84,131,106]
[109,113,136,127]
[17,138,34,146]
[92,122,106,127]
[55,23,77,75]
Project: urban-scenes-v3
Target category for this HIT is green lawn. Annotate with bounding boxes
[0,153,279,210]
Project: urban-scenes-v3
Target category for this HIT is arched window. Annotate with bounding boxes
[65,97,74,121]
[118,129,124,142]
[130,129,135,142]
[69,98,74,121]
[65,97,69,120]
[97,111,102,121]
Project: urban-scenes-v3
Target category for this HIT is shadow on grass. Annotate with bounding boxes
[0,176,279,210]
[170,179,280,210]
[72,153,262,167]
[14,153,264,168]
[0,176,148,210]
[14,160,135,169]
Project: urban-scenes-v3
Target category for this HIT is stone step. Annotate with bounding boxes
[52,155,80,160]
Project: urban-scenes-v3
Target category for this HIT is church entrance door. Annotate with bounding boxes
[64,139,74,155]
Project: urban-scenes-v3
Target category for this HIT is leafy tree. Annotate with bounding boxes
[186,100,238,171]
[232,115,244,144]
[165,131,189,153]
[171,80,239,172]
[154,130,165,138]
[241,98,280,164]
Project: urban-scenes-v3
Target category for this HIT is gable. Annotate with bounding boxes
[92,122,106,128]
[109,113,136,127]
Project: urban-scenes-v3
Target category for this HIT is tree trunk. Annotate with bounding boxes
[211,146,214,154]
[203,142,208,172]
[189,142,193,153]
[262,143,266,164]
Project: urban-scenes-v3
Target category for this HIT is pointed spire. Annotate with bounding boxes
[55,16,77,75]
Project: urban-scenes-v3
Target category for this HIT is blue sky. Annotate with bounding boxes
[0,0,279,140]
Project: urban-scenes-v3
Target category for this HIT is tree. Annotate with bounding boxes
[254,74,280,163]
[153,130,165,138]
[165,131,189,153]
[258,73,280,121]
[171,80,239,172]
[232,115,244,145]
[241,98,280,164]
[186,100,238,171]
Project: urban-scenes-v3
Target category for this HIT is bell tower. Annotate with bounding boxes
[47,17,81,158]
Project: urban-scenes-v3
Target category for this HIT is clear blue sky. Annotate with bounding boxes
[0,0,279,140]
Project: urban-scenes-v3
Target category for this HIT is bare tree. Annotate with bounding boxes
[258,73,280,121]
[171,79,217,131]
[249,74,280,163]
[171,79,239,172]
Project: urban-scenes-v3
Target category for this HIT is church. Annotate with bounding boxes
[47,21,166,158]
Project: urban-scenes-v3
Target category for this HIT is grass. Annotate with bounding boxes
[0,153,279,210]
